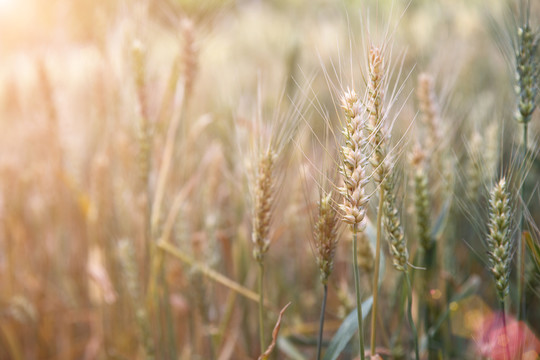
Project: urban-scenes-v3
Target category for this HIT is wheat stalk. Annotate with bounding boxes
[365,46,388,357]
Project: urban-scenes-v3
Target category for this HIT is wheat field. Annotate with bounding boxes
[0,0,539,359]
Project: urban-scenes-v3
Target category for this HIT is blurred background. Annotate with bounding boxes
[0,0,539,359]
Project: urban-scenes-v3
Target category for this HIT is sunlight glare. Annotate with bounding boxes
[0,0,16,14]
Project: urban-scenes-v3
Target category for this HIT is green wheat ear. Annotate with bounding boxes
[515,23,539,125]
[382,158,408,273]
[410,145,431,251]
[487,178,512,302]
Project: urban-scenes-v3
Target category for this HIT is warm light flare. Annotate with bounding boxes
[0,0,16,13]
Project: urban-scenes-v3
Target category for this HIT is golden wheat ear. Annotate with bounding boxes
[252,149,276,263]
[313,191,339,285]
[338,87,370,360]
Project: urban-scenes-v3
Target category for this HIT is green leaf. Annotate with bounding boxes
[277,337,306,360]
[322,296,373,360]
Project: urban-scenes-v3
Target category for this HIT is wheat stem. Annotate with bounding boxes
[158,241,264,305]
[501,302,512,360]
[370,186,384,356]
[316,284,328,360]
[258,261,265,352]
[405,272,420,360]
[517,122,527,325]
[352,224,366,360]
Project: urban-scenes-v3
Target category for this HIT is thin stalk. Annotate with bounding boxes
[501,302,512,360]
[258,261,265,353]
[517,123,527,359]
[517,123,527,321]
[352,224,366,360]
[158,241,263,305]
[316,284,328,360]
[188,305,196,357]
[161,266,179,359]
[405,273,420,360]
[370,187,384,355]
[424,245,437,359]
[216,291,238,349]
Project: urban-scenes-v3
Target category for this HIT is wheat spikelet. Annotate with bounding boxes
[417,73,441,157]
[252,149,276,262]
[132,40,151,190]
[487,178,512,301]
[339,89,370,227]
[382,158,408,273]
[515,24,539,125]
[411,145,431,250]
[466,131,483,201]
[181,18,198,99]
[314,192,339,285]
[366,47,389,185]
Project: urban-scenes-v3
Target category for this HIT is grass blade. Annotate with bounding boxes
[322,296,373,360]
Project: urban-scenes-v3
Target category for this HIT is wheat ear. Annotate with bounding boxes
[382,160,419,360]
[514,15,539,326]
[339,88,369,360]
[487,178,512,360]
[382,159,408,273]
[252,149,276,352]
[411,145,431,251]
[314,192,339,285]
[487,178,512,302]
[416,73,441,160]
[366,46,388,357]
[132,40,151,192]
[181,18,198,100]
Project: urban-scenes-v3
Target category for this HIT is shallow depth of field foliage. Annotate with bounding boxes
[0,0,539,359]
